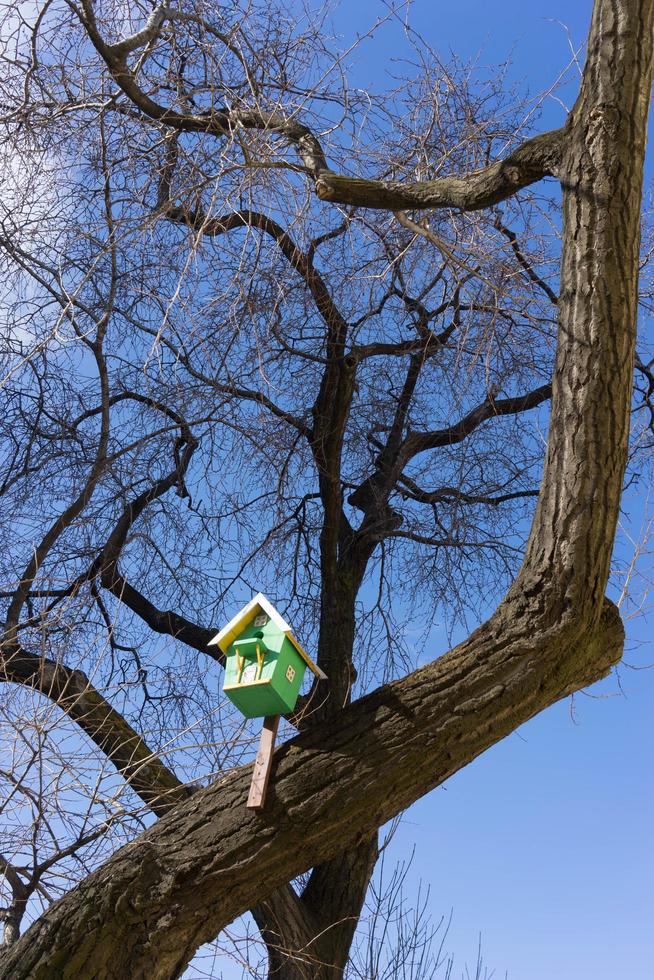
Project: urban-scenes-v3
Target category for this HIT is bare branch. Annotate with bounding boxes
[403,384,552,458]
[316,130,564,211]
[1,643,191,816]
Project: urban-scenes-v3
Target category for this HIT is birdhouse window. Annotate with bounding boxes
[285,665,295,683]
[253,614,268,628]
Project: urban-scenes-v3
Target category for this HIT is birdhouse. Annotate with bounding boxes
[209,593,325,719]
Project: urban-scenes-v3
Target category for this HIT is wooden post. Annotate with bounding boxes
[247,715,280,811]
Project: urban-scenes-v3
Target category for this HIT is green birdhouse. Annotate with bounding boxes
[209,593,325,719]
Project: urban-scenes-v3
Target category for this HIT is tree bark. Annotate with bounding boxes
[1,1,651,978]
[2,645,191,815]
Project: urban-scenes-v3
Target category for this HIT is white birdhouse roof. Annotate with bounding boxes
[208,592,326,679]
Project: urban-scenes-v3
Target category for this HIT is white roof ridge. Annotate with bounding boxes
[208,593,327,680]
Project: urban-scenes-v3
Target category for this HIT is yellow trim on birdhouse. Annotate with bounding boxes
[208,592,327,680]
[223,678,272,691]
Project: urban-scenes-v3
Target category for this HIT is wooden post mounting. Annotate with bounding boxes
[247,714,280,811]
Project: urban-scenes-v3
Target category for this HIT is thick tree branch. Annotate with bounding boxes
[299,835,379,976]
[76,1,329,175]
[252,885,321,979]
[252,835,378,980]
[77,3,561,212]
[98,571,217,659]
[396,475,539,508]
[403,383,552,457]
[0,598,624,979]
[3,2,652,978]
[0,853,29,948]
[315,129,564,211]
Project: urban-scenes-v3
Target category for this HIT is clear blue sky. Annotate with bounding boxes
[188,3,654,977]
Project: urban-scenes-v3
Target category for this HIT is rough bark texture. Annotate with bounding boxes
[2,645,192,816]
[1,1,652,977]
[509,0,652,624]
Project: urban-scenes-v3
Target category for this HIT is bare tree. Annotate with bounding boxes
[0,0,652,977]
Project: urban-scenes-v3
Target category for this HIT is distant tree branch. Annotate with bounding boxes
[76,2,562,212]
[493,215,559,305]
[75,1,329,174]
[0,643,191,815]
[160,205,349,345]
[348,382,551,528]
[402,383,552,458]
[397,476,540,508]
[91,416,219,660]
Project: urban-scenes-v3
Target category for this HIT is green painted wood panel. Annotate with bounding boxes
[223,616,308,718]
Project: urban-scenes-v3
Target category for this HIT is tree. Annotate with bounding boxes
[0,0,652,976]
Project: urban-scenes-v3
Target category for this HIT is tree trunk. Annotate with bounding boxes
[252,836,378,979]
[1,1,651,978]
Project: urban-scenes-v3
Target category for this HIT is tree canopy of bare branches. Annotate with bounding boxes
[0,0,653,977]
